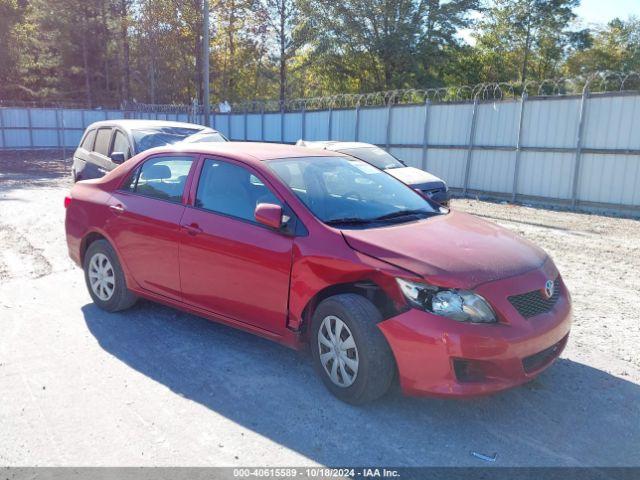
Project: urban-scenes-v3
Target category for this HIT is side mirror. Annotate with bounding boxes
[110,152,126,164]
[254,203,283,230]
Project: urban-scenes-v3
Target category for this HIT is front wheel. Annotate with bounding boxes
[310,294,396,404]
[83,239,137,312]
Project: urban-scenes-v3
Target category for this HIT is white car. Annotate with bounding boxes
[296,141,449,206]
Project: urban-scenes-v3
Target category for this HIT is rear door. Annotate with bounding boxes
[73,128,97,179]
[107,154,196,301]
[89,127,114,175]
[179,157,294,334]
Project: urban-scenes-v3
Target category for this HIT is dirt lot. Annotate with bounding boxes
[1,151,639,467]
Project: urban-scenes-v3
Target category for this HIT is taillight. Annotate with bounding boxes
[64,196,72,209]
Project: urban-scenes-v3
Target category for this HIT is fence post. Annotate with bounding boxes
[512,93,528,202]
[260,106,265,142]
[327,107,333,140]
[462,98,479,196]
[27,108,34,148]
[55,108,62,149]
[280,105,285,143]
[385,101,392,149]
[244,106,248,141]
[61,110,67,167]
[421,99,431,170]
[571,86,589,208]
[301,104,306,140]
[0,107,6,148]
[354,105,360,142]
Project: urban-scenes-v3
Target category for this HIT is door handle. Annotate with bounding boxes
[109,204,125,214]
[183,223,203,236]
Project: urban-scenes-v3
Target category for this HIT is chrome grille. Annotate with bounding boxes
[508,278,561,319]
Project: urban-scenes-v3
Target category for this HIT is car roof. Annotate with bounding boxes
[144,141,343,162]
[296,140,377,151]
[86,119,217,133]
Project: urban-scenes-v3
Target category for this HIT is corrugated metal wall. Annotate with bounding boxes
[2,91,639,213]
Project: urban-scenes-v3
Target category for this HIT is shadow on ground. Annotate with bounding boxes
[82,301,640,467]
[0,150,71,197]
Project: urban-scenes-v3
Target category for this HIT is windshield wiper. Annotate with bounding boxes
[372,209,435,222]
[325,217,376,226]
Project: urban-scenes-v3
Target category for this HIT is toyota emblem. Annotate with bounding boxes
[543,280,555,299]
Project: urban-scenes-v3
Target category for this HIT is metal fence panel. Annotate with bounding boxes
[33,129,59,147]
[283,112,303,143]
[214,115,231,138]
[428,103,474,146]
[578,153,640,205]
[474,101,520,147]
[5,129,30,148]
[389,105,426,146]
[3,108,29,127]
[331,109,356,141]
[521,98,580,148]
[263,113,281,141]
[517,151,574,199]
[246,114,262,140]
[582,95,640,150]
[304,111,330,141]
[230,114,244,139]
[389,147,422,168]
[468,150,515,194]
[30,109,57,128]
[423,148,467,189]
[358,107,386,145]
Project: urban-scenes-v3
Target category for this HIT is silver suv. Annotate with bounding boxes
[72,120,226,182]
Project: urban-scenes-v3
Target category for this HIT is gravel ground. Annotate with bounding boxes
[1,151,639,467]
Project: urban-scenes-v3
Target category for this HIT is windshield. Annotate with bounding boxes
[132,127,203,152]
[266,156,440,228]
[339,147,404,170]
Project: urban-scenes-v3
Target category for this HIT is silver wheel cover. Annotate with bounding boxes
[318,315,359,387]
[88,253,116,301]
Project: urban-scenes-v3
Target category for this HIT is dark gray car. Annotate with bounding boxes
[72,120,226,181]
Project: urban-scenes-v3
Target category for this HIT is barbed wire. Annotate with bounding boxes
[232,70,640,112]
[1,71,638,114]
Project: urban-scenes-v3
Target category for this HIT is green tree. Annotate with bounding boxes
[297,0,480,92]
[564,17,640,75]
[475,0,580,83]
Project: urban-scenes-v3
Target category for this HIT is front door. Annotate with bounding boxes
[107,154,196,300]
[179,158,294,334]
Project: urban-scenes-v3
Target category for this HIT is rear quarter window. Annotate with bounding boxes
[81,130,96,150]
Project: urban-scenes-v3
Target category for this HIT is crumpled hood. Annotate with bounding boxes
[386,167,445,188]
[342,210,548,289]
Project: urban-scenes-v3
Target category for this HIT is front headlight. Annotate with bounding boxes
[396,278,496,323]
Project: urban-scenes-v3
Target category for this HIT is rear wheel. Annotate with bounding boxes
[310,294,395,404]
[83,239,137,312]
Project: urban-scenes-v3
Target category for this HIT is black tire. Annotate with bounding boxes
[310,293,396,405]
[83,239,137,312]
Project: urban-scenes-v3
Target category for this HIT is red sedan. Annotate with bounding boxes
[65,142,571,404]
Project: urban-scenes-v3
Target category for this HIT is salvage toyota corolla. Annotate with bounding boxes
[65,142,572,404]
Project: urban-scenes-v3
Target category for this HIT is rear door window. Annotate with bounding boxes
[94,128,112,156]
[127,156,194,203]
[81,130,96,150]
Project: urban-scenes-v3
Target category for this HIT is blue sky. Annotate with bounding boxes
[459,0,639,45]
[576,0,638,25]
